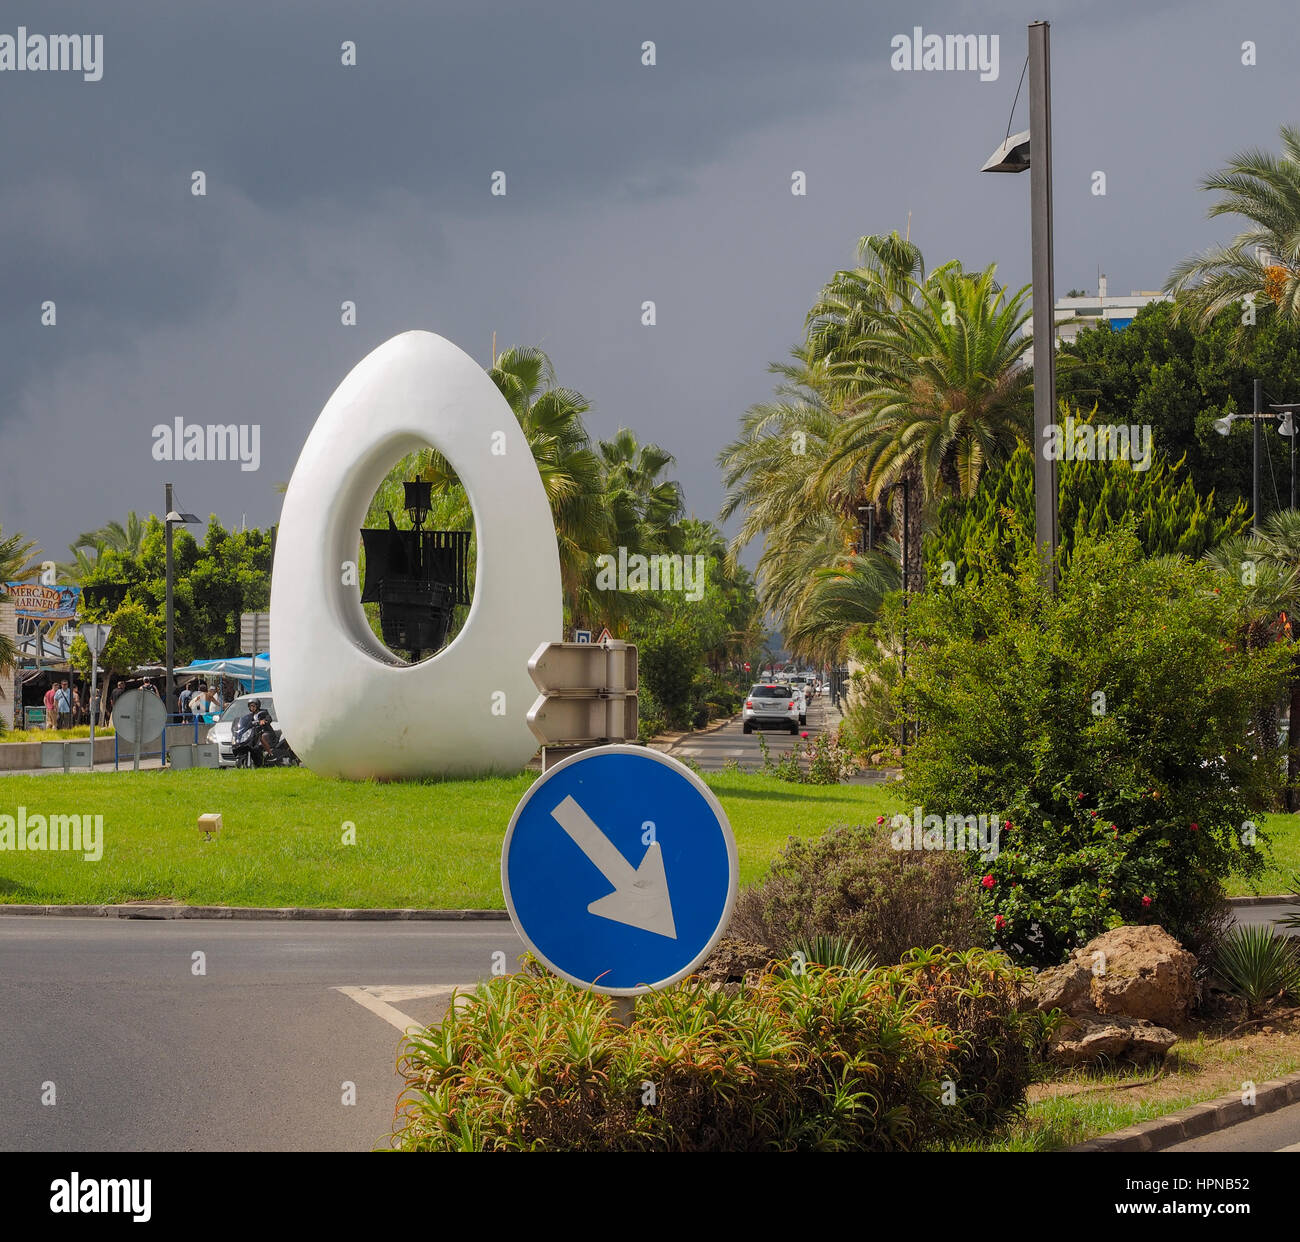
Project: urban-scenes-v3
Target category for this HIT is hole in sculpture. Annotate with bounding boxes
[356,446,476,666]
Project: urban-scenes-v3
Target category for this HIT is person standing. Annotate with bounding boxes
[43,681,57,730]
[54,680,72,729]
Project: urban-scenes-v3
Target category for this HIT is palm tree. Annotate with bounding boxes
[598,428,685,556]
[484,347,612,629]
[819,262,1034,590]
[805,231,928,367]
[0,527,39,709]
[1166,124,1300,328]
[59,511,147,582]
[784,548,901,669]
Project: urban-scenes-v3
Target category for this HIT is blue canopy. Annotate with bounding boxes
[173,654,271,693]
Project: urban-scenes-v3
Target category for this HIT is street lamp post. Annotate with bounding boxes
[983,19,1058,589]
[1270,402,1300,511]
[164,483,200,720]
[1212,383,1300,525]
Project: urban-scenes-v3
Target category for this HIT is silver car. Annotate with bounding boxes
[206,695,278,767]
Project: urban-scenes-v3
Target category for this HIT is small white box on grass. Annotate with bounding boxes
[198,813,222,840]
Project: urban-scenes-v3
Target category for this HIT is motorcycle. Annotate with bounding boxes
[232,712,301,768]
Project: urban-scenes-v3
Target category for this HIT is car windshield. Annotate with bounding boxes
[220,697,275,723]
[751,685,790,698]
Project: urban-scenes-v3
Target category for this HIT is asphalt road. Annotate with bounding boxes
[1162,1102,1300,1152]
[666,696,892,783]
[0,917,523,1152]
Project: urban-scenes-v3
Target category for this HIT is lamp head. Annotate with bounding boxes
[981,129,1031,174]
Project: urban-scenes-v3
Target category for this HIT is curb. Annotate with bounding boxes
[0,904,510,921]
[1228,894,1292,906]
[1070,1067,1300,1152]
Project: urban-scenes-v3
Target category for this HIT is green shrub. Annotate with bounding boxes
[1213,924,1300,1015]
[728,822,989,964]
[784,934,875,974]
[391,948,1047,1152]
[895,526,1290,966]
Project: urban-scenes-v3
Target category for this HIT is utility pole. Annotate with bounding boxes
[165,482,175,716]
[1028,20,1059,588]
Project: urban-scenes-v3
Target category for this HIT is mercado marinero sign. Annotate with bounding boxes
[4,583,81,620]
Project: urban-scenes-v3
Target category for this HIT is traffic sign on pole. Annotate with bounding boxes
[501,744,738,995]
[79,623,112,752]
[526,640,638,751]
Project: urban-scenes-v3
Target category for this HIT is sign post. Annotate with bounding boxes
[111,688,166,773]
[526,639,638,771]
[79,622,112,760]
[240,611,270,693]
[501,745,738,1005]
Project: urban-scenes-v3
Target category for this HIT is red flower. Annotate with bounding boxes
[1076,792,1085,801]
[1089,810,1098,817]
[875,815,885,826]
[800,731,808,738]
[981,875,995,890]
[1141,896,1153,908]
[1004,820,1013,830]
[994,914,1006,931]
[1190,822,1199,832]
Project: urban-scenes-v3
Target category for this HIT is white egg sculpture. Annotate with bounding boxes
[270,330,562,779]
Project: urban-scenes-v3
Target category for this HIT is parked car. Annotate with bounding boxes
[207,694,278,767]
[743,684,799,735]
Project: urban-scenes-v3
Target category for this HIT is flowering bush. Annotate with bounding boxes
[895,527,1289,966]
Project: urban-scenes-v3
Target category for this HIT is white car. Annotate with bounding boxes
[743,684,799,735]
[206,694,278,767]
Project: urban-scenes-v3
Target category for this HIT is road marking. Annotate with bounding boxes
[334,984,468,1033]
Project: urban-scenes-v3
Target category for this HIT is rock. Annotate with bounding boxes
[694,937,777,988]
[1049,1015,1178,1066]
[1033,925,1197,1027]
[1034,959,1093,1015]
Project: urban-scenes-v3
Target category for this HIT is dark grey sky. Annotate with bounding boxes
[3,0,1297,562]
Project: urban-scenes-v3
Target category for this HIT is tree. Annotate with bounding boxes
[897,526,1290,965]
[75,516,272,662]
[819,262,1034,591]
[0,526,39,726]
[1204,508,1300,808]
[927,407,1252,582]
[1166,123,1300,328]
[68,600,162,719]
[1057,299,1300,517]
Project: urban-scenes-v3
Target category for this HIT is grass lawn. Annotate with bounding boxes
[0,768,905,909]
[1232,811,1300,897]
[934,1021,1300,1150]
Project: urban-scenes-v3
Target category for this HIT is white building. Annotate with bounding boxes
[1023,276,1171,346]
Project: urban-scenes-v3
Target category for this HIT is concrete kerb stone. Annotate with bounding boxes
[0,904,511,921]
[1070,1068,1300,1152]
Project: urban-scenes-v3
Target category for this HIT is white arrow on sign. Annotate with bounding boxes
[550,794,677,940]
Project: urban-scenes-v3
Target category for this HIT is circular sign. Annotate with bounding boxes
[501,744,738,996]
[111,689,167,744]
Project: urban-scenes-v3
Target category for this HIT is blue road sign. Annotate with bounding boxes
[501,744,738,995]
[573,629,592,643]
